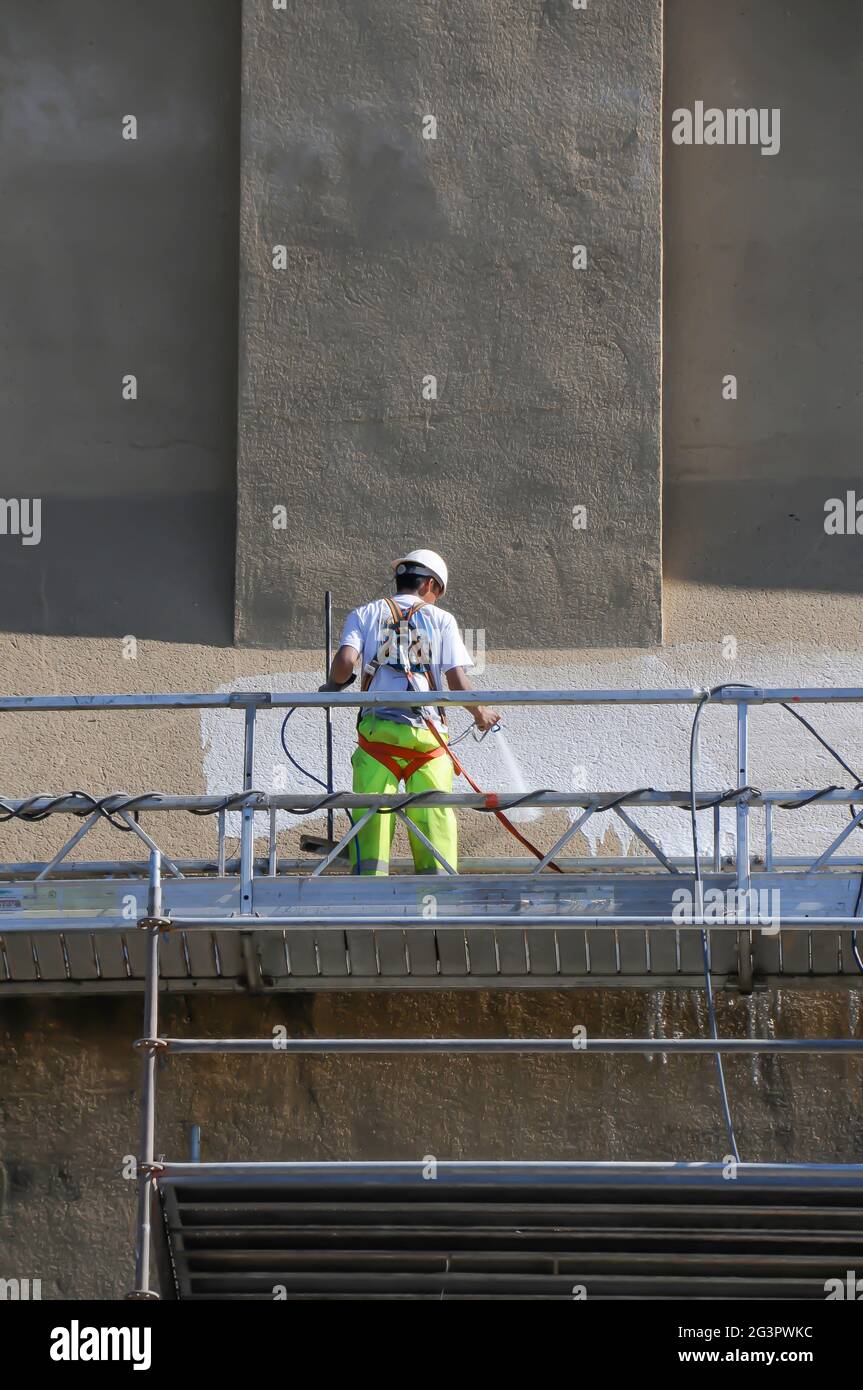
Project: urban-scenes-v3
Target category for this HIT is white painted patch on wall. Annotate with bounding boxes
[201,642,863,857]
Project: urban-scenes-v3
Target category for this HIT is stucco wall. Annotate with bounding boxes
[234,0,663,649]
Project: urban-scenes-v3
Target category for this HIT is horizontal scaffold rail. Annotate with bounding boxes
[155,1159,863,1182]
[4,913,863,935]
[3,685,863,712]
[2,787,862,815]
[164,913,863,931]
[147,1036,863,1055]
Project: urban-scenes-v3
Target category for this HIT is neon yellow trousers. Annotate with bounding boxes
[350,716,457,875]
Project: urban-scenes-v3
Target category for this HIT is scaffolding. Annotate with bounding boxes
[130,842,863,1299]
[2,685,863,1296]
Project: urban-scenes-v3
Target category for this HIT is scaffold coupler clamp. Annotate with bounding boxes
[133,1037,170,1054]
[136,915,172,932]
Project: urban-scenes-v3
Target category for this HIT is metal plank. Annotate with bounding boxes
[780,930,810,976]
[586,929,617,976]
[256,931,288,981]
[811,930,842,975]
[124,929,148,979]
[677,929,704,975]
[377,931,409,977]
[2,933,38,980]
[32,932,68,980]
[708,928,737,976]
[753,930,779,977]
[839,931,857,976]
[63,931,100,980]
[314,932,349,978]
[345,930,379,977]
[647,929,678,977]
[404,929,439,977]
[525,929,558,977]
[617,929,649,977]
[285,930,319,977]
[495,929,528,975]
[185,932,220,979]
[93,931,129,980]
[213,931,243,980]
[159,931,190,979]
[557,929,589,976]
[465,928,498,978]
[435,929,469,976]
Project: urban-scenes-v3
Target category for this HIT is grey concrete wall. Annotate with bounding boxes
[235,0,662,650]
[0,0,240,644]
[664,0,863,593]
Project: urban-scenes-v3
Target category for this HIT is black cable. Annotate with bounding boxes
[778,702,863,976]
[279,709,330,792]
[0,790,143,830]
[1,781,853,826]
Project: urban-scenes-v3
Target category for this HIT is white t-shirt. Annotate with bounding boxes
[340,594,473,729]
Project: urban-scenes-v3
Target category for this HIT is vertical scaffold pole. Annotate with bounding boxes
[736,700,754,992]
[129,850,165,1298]
[325,591,335,846]
[240,705,256,913]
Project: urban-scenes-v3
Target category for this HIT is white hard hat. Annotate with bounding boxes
[393,548,448,594]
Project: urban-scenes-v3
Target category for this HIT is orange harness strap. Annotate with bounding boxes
[357,733,448,784]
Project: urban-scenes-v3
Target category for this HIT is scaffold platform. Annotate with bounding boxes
[1,870,862,993]
[3,685,863,995]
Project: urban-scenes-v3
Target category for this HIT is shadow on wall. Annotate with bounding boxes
[0,493,235,644]
[664,478,863,593]
[0,0,240,645]
[663,0,863,593]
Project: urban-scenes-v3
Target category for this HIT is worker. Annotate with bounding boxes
[321,549,499,874]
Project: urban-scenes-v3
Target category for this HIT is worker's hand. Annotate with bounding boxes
[318,675,356,693]
[472,707,500,734]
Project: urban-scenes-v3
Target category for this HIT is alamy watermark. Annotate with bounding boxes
[0,497,41,545]
[824,492,863,534]
[824,1270,863,1299]
[50,1322,151,1370]
[672,886,781,935]
[671,102,780,156]
[0,1276,41,1299]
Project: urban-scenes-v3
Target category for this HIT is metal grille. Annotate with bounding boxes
[158,1164,863,1300]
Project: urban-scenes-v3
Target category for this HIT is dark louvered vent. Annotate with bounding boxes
[157,1167,863,1299]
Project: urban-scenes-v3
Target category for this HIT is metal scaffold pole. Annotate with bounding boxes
[325,590,335,846]
[127,850,165,1300]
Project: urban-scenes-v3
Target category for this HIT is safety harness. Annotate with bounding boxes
[358,597,563,872]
